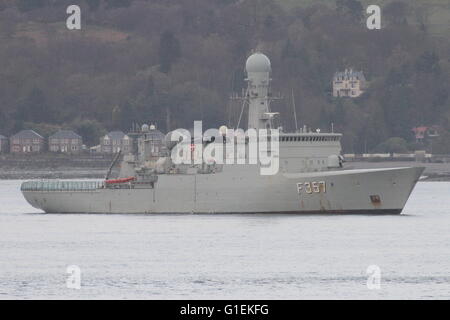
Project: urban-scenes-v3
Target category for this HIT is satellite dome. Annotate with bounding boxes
[245,52,271,73]
[141,124,149,132]
[219,125,228,136]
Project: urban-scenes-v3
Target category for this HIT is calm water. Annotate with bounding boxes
[0,180,449,299]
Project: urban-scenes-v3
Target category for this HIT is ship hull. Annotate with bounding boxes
[22,166,424,214]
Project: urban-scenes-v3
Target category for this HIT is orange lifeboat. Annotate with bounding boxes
[105,177,136,184]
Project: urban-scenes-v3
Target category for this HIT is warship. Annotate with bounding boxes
[21,52,424,214]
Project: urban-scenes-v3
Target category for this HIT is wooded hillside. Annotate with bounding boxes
[0,0,449,152]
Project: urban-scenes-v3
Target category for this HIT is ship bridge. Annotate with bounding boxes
[279,132,341,142]
[278,132,343,173]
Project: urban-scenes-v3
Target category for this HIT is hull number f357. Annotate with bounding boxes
[297,181,326,194]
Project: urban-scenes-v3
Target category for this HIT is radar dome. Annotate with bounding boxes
[245,52,271,73]
[219,125,228,135]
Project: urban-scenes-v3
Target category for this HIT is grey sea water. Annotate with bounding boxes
[0,180,449,299]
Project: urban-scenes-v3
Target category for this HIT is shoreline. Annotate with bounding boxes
[1,160,449,181]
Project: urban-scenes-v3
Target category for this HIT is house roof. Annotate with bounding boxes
[412,126,427,132]
[11,129,44,139]
[49,130,81,140]
[334,69,365,81]
[105,131,126,140]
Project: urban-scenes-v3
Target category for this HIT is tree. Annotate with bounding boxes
[70,119,106,147]
[415,51,440,74]
[24,122,60,138]
[384,1,409,26]
[331,99,346,126]
[105,0,132,9]
[431,130,450,154]
[16,88,53,123]
[0,110,7,134]
[159,31,181,74]
[85,0,101,11]
[336,0,364,22]
[112,100,138,131]
[375,137,409,155]
[17,0,46,12]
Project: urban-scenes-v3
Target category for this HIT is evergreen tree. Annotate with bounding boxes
[159,31,181,74]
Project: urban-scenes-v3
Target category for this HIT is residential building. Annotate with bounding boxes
[48,130,83,153]
[412,126,427,143]
[137,124,167,161]
[412,125,441,143]
[333,69,366,98]
[0,135,8,153]
[9,130,44,153]
[100,131,132,154]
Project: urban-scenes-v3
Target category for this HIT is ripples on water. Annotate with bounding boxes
[0,180,449,299]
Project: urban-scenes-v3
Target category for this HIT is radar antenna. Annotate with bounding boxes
[291,88,298,132]
[230,88,249,129]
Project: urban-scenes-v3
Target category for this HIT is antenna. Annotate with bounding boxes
[236,88,249,129]
[291,88,298,132]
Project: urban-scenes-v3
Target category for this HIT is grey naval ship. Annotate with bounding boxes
[21,52,424,214]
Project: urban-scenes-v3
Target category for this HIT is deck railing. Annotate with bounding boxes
[21,180,104,192]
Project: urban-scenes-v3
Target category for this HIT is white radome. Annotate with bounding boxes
[245,52,271,73]
[219,125,228,135]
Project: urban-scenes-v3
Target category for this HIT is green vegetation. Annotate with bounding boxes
[0,0,449,152]
[374,137,408,154]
